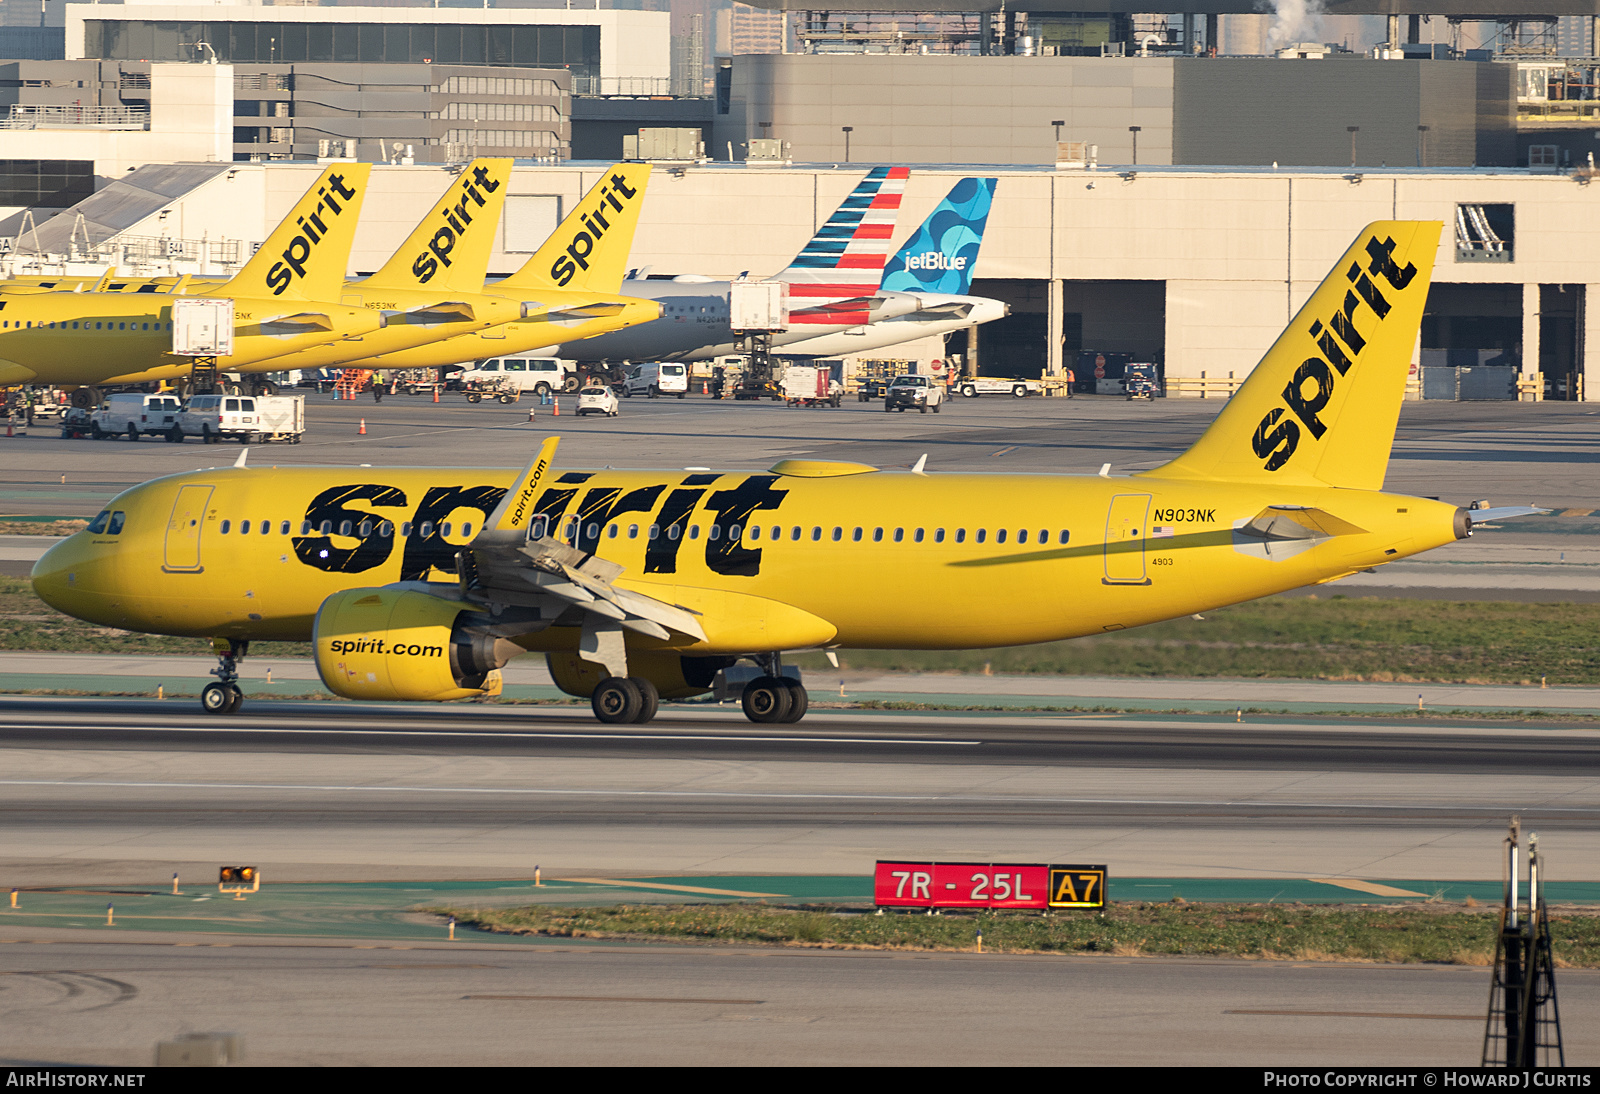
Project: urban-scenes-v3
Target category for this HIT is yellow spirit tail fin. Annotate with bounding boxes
[498,163,651,294]
[221,162,372,301]
[1152,220,1441,491]
[367,158,514,293]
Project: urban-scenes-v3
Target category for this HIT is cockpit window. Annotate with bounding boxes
[87,510,109,534]
[107,511,125,535]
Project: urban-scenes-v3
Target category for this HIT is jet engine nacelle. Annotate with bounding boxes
[314,586,519,702]
[547,650,735,700]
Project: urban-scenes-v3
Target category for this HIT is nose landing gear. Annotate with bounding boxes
[201,637,248,714]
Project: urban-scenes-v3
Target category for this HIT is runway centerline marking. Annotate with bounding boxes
[3,779,1600,813]
[0,723,980,747]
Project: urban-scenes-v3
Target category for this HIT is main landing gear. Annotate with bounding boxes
[201,637,248,715]
[591,676,660,724]
[740,653,807,724]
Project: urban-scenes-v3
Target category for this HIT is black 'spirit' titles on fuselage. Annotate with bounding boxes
[1250,235,1419,473]
[265,172,360,297]
[549,171,639,287]
[410,165,502,285]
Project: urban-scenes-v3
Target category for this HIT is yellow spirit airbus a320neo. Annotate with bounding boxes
[31,221,1541,723]
[0,164,387,393]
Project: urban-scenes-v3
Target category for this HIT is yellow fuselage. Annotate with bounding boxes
[31,462,1462,654]
[0,292,383,388]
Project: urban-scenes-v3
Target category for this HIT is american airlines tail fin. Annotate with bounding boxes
[220,163,372,301]
[500,163,651,294]
[367,158,513,292]
[880,177,996,296]
[769,166,911,326]
[1151,221,1441,491]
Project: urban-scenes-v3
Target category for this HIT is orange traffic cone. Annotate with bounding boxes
[527,407,536,422]
[4,420,11,438]
[358,418,367,435]
[432,385,440,403]
[552,399,559,417]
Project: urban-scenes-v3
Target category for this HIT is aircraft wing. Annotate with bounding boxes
[460,532,706,643]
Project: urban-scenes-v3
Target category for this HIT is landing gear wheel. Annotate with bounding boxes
[200,682,233,714]
[778,681,808,723]
[592,676,643,724]
[741,676,793,724]
[630,677,660,724]
[226,684,244,713]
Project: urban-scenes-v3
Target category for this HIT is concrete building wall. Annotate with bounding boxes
[722,54,1176,167]
[1171,58,1514,168]
[0,62,230,177]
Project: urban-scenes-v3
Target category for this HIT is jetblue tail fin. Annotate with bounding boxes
[770,166,910,326]
[880,177,996,296]
[1151,221,1441,491]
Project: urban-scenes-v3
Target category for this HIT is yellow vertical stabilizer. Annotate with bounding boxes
[1151,220,1441,491]
[367,158,514,293]
[498,163,651,294]
[217,162,373,302]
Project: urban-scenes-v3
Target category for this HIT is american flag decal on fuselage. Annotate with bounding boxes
[770,166,910,326]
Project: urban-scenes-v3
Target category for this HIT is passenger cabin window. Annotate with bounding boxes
[421,522,435,537]
[220,520,231,534]
[530,515,549,540]
[241,521,251,534]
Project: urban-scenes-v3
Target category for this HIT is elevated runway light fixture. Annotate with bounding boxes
[1129,125,1142,166]
[1348,125,1360,167]
[841,126,853,163]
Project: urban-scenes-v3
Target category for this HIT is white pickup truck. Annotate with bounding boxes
[954,377,1042,398]
[178,394,305,444]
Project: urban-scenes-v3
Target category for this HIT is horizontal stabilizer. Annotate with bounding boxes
[1237,505,1368,542]
[542,303,628,321]
[403,301,477,323]
[1465,505,1551,526]
[251,312,339,333]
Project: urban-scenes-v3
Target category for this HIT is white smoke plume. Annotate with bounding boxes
[1261,0,1328,50]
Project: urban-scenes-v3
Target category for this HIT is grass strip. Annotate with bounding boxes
[3,574,1597,687]
[434,901,1600,966]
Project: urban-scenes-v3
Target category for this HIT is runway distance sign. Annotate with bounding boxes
[874,862,1106,911]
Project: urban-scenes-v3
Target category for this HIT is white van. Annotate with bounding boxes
[456,357,576,395]
[90,393,183,441]
[178,394,305,444]
[622,361,689,399]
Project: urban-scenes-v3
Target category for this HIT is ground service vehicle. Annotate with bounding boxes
[31,223,1545,731]
[179,394,305,444]
[577,385,620,416]
[90,393,182,440]
[622,361,688,398]
[463,379,520,405]
[884,374,944,413]
[781,364,842,407]
[956,377,1040,398]
[456,358,577,396]
[1125,364,1159,400]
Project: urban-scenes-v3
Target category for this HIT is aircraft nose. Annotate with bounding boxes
[30,532,101,617]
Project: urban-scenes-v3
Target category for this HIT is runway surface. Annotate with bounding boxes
[3,695,1597,886]
[7,937,1582,1066]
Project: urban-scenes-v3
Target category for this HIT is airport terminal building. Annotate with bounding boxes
[10,156,1594,401]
